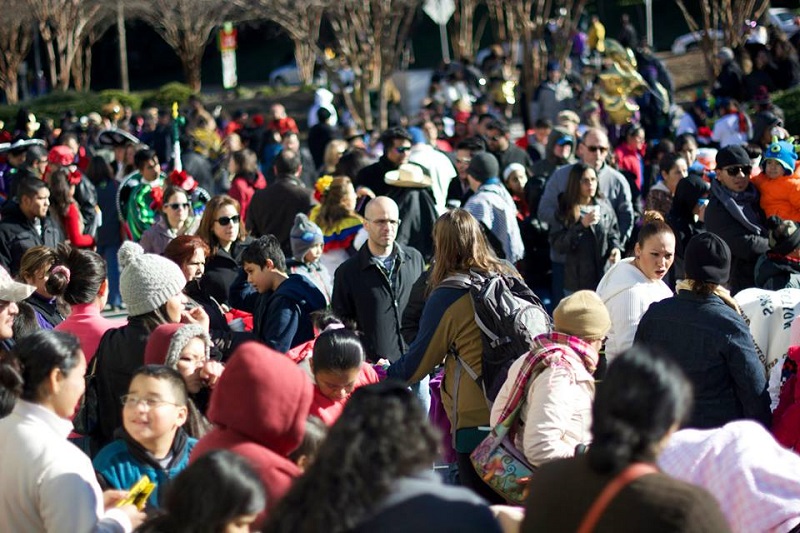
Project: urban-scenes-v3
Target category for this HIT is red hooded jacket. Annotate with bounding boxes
[190,342,313,519]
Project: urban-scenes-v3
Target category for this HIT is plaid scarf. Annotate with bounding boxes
[496,332,599,424]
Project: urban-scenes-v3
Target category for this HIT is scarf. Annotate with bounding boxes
[676,279,741,314]
[495,332,598,423]
[710,179,765,236]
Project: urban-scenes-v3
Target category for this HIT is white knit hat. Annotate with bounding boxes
[118,241,186,316]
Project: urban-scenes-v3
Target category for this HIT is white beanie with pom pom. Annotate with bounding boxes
[118,241,186,316]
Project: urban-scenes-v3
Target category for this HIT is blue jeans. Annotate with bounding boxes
[97,243,122,307]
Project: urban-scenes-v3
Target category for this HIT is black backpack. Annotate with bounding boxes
[440,269,551,403]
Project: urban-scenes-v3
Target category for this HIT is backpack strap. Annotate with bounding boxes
[494,344,564,425]
[576,463,659,533]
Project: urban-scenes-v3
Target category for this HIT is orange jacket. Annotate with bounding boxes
[752,169,800,222]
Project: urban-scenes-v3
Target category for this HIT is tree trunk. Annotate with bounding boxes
[378,81,388,132]
[3,73,18,104]
[43,34,57,91]
[182,50,202,92]
[71,45,84,91]
[294,40,315,86]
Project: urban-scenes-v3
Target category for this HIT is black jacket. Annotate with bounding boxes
[704,181,768,294]
[355,156,398,198]
[201,239,251,307]
[387,187,438,261]
[246,176,315,256]
[332,242,424,362]
[0,201,64,275]
[94,317,153,449]
[308,122,337,169]
[549,199,621,292]
[635,291,771,430]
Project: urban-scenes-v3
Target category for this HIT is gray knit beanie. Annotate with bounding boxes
[165,324,211,367]
[290,213,324,262]
[118,241,187,316]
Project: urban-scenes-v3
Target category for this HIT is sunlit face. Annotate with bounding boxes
[212,204,240,248]
[679,142,697,166]
[506,171,527,196]
[341,182,357,212]
[580,131,609,170]
[243,262,271,293]
[455,149,472,179]
[52,354,87,419]
[163,191,190,229]
[181,248,206,282]
[662,159,688,193]
[165,292,187,322]
[315,367,361,401]
[635,232,676,281]
[303,243,323,264]
[176,337,208,394]
[0,300,18,340]
[580,168,598,201]
[24,265,51,297]
[764,159,786,180]
[21,188,50,219]
[386,138,411,166]
[364,200,400,250]
[123,375,187,452]
[717,165,752,193]
[141,157,160,182]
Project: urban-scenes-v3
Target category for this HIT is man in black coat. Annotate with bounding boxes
[0,177,64,275]
[308,107,338,170]
[355,127,412,198]
[246,150,316,257]
[486,119,533,177]
[332,196,424,364]
[704,144,768,294]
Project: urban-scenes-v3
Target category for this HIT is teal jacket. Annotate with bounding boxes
[93,429,196,510]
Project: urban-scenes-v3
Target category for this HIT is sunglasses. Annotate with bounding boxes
[586,145,609,153]
[166,202,190,210]
[394,146,411,154]
[216,214,241,226]
[724,165,752,176]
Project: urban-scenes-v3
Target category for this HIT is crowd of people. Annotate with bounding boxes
[0,10,800,533]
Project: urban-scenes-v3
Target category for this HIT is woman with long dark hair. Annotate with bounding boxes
[48,167,95,248]
[549,162,621,293]
[228,149,266,226]
[0,330,145,531]
[521,347,731,532]
[264,381,501,533]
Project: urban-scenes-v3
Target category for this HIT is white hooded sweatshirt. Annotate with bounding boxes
[595,257,672,360]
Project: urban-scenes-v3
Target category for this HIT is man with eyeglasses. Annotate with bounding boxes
[332,196,424,385]
[539,128,634,304]
[446,137,485,208]
[705,145,768,293]
[355,127,412,198]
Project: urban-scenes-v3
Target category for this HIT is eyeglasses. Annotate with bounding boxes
[366,218,401,227]
[489,135,504,142]
[723,165,752,176]
[394,146,411,154]
[121,394,181,410]
[166,202,190,210]
[456,157,472,164]
[586,146,609,153]
[216,215,241,226]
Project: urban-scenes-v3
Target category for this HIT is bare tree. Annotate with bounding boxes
[136,0,237,92]
[71,12,115,91]
[0,9,34,103]
[450,0,484,61]
[26,0,103,91]
[675,0,769,79]
[239,0,325,87]
[326,0,419,131]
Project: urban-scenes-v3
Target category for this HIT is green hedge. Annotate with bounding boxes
[773,85,800,135]
[0,82,196,125]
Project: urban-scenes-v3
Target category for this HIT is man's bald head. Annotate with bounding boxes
[364,196,400,255]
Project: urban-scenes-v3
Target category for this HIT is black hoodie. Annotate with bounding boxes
[0,201,63,275]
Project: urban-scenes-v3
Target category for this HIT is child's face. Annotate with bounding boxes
[123,375,187,455]
[303,243,323,264]
[176,338,208,394]
[507,171,527,195]
[315,367,361,401]
[765,159,785,179]
[243,261,272,293]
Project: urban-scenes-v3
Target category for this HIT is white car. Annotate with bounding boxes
[769,8,799,38]
[671,29,724,55]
